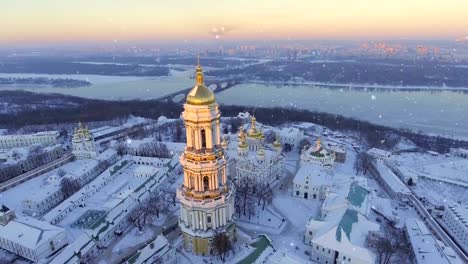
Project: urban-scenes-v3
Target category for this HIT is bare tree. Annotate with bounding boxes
[128,190,168,232]
[371,228,409,264]
[57,168,66,177]
[211,232,232,262]
[354,151,371,175]
[60,177,81,198]
[298,138,310,154]
[11,150,20,160]
[115,141,128,156]
[128,204,149,232]
[28,145,43,158]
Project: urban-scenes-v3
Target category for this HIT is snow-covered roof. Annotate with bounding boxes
[294,164,331,186]
[446,204,468,227]
[126,235,171,264]
[309,216,376,263]
[405,218,463,264]
[0,215,65,250]
[96,148,117,161]
[367,148,392,159]
[372,161,411,195]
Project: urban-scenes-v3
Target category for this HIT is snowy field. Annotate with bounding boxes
[393,152,468,183]
[413,179,468,205]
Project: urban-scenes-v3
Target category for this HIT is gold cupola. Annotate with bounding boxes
[186,57,215,106]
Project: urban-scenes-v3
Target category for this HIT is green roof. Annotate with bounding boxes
[336,209,358,242]
[347,182,368,208]
[237,235,273,264]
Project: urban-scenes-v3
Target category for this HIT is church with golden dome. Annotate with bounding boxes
[72,121,97,159]
[222,115,284,185]
[176,60,236,256]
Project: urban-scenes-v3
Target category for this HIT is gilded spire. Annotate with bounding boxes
[195,55,204,85]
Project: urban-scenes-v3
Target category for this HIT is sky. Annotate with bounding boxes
[2,0,468,44]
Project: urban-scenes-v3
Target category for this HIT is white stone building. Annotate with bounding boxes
[0,210,68,262]
[293,164,331,200]
[72,122,98,159]
[304,181,377,264]
[367,148,392,163]
[367,160,411,201]
[277,126,304,149]
[22,149,117,216]
[176,62,236,256]
[405,218,462,264]
[442,204,468,252]
[0,131,60,150]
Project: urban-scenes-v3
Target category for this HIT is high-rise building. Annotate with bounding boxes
[176,60,236,256]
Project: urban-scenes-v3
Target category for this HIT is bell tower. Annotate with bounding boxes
[177,60,236,256]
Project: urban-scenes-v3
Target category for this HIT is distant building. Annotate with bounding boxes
[367,148,392,163]
[277,126,304,149]
[405,218,462,264]
[450,148,468,159]
[293,164,331,200]
[442,204,468,253]
[0,209,68,262]
[300,138,335,168]
[0,144,64,183]
[72,122,97,159]
[0,131,61,150]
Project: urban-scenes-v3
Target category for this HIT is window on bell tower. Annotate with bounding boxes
[203,176,210,191]
[201,129,207,149]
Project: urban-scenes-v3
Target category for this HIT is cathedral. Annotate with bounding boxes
[72,122,97,159]
[224,116,284,185]
[176,61,236,256]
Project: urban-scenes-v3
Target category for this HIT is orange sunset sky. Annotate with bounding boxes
[2,0,468,44]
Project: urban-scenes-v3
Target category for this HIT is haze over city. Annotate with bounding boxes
[2,0,468,45]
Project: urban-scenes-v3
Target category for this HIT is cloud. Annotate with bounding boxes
[209,25,235,40]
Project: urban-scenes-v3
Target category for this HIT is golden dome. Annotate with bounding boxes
[186,59,216,106]
[273,135,282,148]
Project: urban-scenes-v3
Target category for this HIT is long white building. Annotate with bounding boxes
[405,218,462,264]
[442,204,468,253]
[0,207,68,262]
[0,131,61,149]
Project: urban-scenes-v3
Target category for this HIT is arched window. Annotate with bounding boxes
[207,215,212,223]
[201,129,207,149]
[203,176,210,191]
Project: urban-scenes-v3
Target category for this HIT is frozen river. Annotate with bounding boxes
[0,73,467,138]
[216,83,468,138]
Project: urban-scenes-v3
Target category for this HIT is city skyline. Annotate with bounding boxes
[2,0,468,45]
